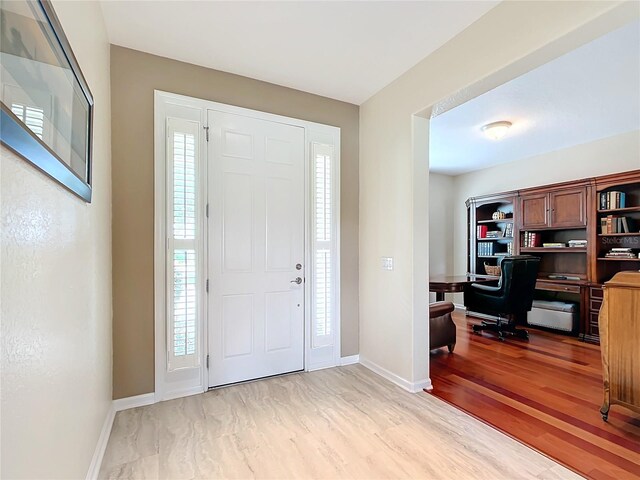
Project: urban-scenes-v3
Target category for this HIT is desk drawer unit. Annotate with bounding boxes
[536,281,580,294]
[587,286,603,342]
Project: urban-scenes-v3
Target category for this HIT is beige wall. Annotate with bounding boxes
[359,1,634,385]
[110,46,359,399]
[0,1,112,478]
[428,173,455,302]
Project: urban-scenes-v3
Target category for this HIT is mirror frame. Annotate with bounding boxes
[0,0,94,202]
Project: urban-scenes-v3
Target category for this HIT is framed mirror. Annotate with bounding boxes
[0,0,94,202]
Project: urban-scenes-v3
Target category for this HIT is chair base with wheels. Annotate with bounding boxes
[472,314,529,341]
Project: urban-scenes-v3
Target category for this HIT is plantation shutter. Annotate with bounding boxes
[312,142,336,348]
[11,103,45,139]
[166,117,201,371]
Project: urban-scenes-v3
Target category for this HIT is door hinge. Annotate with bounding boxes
[206,278,209,293]
[205,203,209,218]
[204,125,210,142]
[206,354,210,369]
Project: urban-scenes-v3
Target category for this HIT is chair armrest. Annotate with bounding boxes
[471,282,502,292]
[429,301,455,318]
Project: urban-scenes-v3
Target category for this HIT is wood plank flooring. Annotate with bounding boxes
[429,311,640,480]
[100,365,579,479]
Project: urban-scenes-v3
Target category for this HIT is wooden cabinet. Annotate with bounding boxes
[550,188,587,227]
[519,187,586,229]
[598,271,640,421]
[519,193,548,229]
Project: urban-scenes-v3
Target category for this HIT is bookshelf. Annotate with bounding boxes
[593,172,640,284]
[466,193,517,277]
[465,170,640,344]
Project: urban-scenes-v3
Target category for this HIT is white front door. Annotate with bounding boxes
[207,110,305,387]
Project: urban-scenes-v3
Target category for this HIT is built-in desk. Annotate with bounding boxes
[534,279,592,340]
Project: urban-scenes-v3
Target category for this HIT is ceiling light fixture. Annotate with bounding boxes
[482,121,512,140]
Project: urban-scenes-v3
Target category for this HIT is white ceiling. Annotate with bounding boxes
[429,21,640,176]
[99,0,498,105]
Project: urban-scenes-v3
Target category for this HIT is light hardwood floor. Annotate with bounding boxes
[99,365,580,479]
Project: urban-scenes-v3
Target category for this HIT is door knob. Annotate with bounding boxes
[290,277,303,285]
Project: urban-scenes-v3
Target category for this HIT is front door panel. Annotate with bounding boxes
[208,110,305,387]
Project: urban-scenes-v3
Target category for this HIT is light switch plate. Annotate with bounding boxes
[381,257,394,270]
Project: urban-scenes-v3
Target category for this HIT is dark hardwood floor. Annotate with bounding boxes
[429,310,640,480]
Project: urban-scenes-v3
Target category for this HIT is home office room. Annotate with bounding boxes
[427,18,640,479]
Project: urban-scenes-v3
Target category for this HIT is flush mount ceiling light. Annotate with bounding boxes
[481,121,512,140]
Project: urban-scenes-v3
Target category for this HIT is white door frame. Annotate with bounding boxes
[154,90,341,401]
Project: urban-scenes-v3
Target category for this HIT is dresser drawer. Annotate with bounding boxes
[590,287,603,299]
[536,281,580,294]
[590,298,603,313]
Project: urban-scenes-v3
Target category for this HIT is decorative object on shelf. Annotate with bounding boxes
[492,211,506,220]
[504,223,514,238]
[481,121,512,141]
[0,0,93,202]
[484,263,501,276]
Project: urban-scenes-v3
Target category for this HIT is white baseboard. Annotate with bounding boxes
[340,354,360,366]
[86,393,157,479]
[85,404,115,480]
[359,357,431,393]
[113,392,156,412]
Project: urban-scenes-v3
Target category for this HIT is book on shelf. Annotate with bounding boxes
[478,242,495,256]
[601,215,637,234]
[522,232,542,248]
[485,230,503,238]
[477,225,488,239]
[568,239,587,248]
[600,191,626,210]
[604,247,638,259]
[543,242,565,248]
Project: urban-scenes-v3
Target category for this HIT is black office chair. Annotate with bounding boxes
[464,255,540,341]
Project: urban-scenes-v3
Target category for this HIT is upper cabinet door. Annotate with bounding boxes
[550,188,586,227]
[519,193,549,229]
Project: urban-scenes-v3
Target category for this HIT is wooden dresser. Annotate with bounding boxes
[599,271,640,421]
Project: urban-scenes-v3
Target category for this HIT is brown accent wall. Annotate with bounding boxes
[111,45,359,399]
